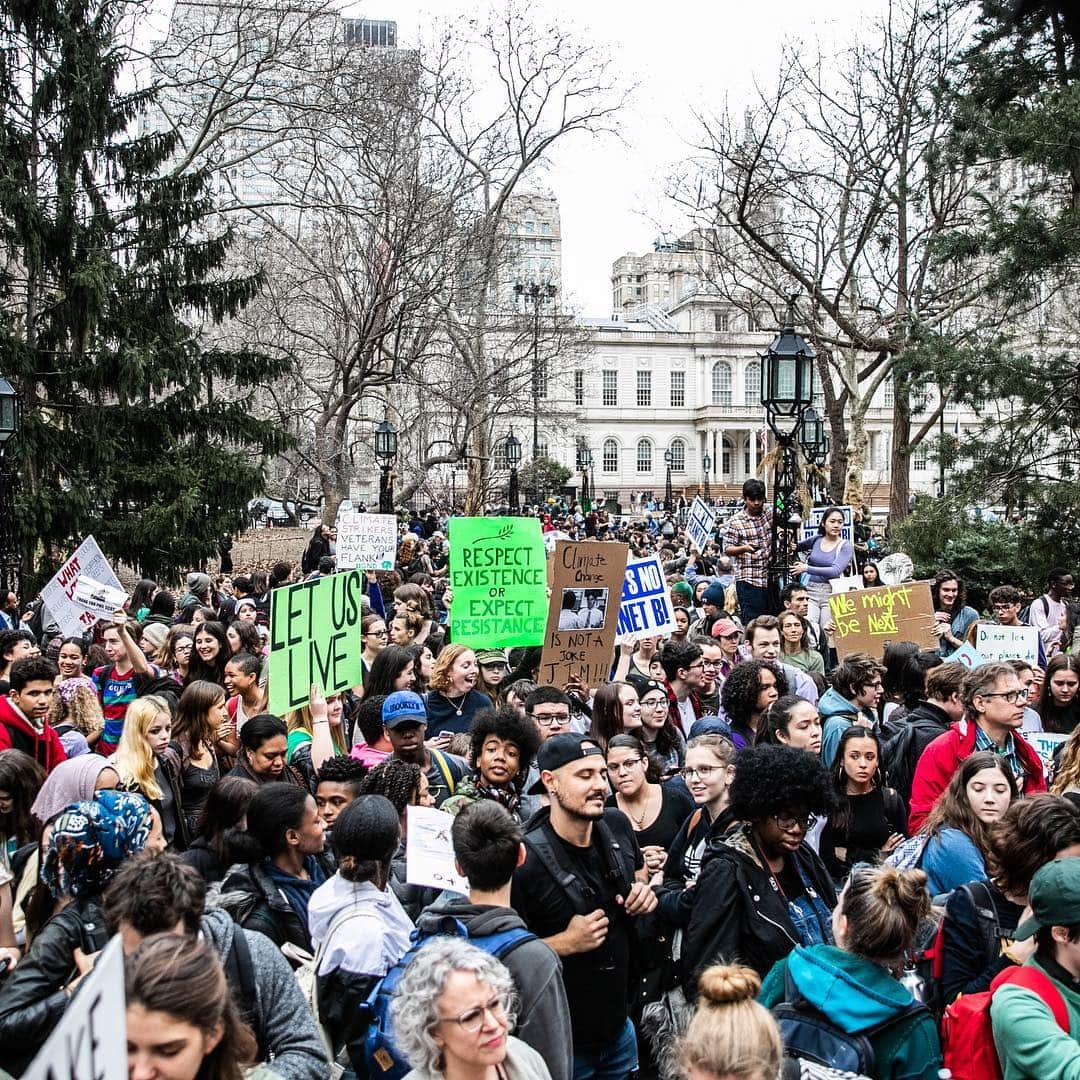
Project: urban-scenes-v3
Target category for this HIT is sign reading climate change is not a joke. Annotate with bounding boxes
[268,569,365,714]
[448,517,548,649]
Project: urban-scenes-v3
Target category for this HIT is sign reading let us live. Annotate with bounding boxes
[828,581,937,659]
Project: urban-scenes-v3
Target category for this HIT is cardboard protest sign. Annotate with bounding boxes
[615,555,677,644]
[1024,731,1067,773]
[25,935,126,1080]
[405,804,468,894]
[71,576,128,623]
[686,496,717,551]
[945,642,985,668]
[975,623,1040,666]
[268,570,364,715]
[448,517,547,649]
[800,505,854,544]
[40,536,126,637]
[827,581,937,659]
[538,540,629,687]
[334,512,397,570]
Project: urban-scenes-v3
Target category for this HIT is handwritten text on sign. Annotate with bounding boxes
[975,623,1040,666]
[615,555,677,643]
[39,536,126,637]
[268,570,364,714]
[686,497,717,552]
[827,581,936,658]
[448,517,548,649]
[335,512,398,570]
[538,540,629,687]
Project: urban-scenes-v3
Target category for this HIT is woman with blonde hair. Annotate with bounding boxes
[114,695,187,849]
[425,644,486,737]
[759,865,942,1079]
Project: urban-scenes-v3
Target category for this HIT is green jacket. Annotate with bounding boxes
[760,945,941,1080]
[991,957,1080,1080]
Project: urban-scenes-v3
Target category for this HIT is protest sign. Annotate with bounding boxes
[975,623,1040,666]
[827,581,937,659]
[71,576,128,623]
[538,540,629,687]
[405,804,468,894]
[25,935,126,1080]
[945,642,986,668]
[615,555,677,644]
[686,496,717,552]
[40,536,126,637]
[830,575,864,594]
[334,512,397,570]
[800,505,854,544]
[448,517,548,649]
[1024,731,1067,773]
[268,570,364,714]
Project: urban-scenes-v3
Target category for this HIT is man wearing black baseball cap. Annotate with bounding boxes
[511,734,657,1079]
[991,857,1080,1077]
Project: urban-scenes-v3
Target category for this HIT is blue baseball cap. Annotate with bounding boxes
[382,691,427,729]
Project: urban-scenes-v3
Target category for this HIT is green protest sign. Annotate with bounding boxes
[268,570,364,715]
[448,517,548,648]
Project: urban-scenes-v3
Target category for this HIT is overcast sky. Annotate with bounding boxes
[349,0,889,315]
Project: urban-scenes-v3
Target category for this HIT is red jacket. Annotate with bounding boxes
[665,681,702,736]
[0,696,67,774]
[908,718,1045,832]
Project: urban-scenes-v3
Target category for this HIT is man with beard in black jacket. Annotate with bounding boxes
[416,800,573,1080]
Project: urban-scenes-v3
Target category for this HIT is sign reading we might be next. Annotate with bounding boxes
[827,581,937,659]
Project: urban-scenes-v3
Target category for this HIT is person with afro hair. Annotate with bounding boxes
[314,755,368,837]
[718,659,789,749]
[684,744,836,987]
[441,706,543,822]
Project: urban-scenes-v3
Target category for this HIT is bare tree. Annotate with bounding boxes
[670,0,1028,520]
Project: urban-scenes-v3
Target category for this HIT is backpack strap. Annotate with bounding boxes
[224,928,265,1061]
[430,748,456,796]
[994,966,1070,1032]
[687,808,704,837]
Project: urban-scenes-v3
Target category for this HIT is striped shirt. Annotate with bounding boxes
[93,662,163,755]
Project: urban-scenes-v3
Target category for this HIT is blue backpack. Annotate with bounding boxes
[362,917,535,1080]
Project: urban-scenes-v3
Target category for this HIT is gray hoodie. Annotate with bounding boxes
[416,898,573,1080]
[200,908,327,1080]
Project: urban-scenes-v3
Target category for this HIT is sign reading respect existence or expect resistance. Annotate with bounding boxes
[268,570,365,714]
[827,580,937,659]
[448,517,548,649]
[615,555,677,644]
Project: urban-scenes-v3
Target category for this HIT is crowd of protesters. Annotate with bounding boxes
[0,481,1079,1080]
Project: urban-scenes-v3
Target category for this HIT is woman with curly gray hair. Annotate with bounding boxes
[390,936,552,1080]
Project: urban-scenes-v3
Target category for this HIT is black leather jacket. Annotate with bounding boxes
[0,897,109,1075]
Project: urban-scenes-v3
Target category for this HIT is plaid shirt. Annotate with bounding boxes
[974,725,1026,792]
[723,507,773,588]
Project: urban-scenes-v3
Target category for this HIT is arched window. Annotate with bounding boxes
[711,361,732,406]
[602,438,619,473]
[636,438,653,473]
[669,438,686,472]
[743,360,761,407]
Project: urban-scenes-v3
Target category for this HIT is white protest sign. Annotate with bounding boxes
[335,513,397,571]
[615,555,678,644]
[686,497,717,552]
[975,623,1040,665]
[405,803,468,894]
[800,505,854,544]
[830,575,864,594]
[945,642,985,668]
[1024,731,1067,774]
[39,536,126,637]
[71,576,128,623]
[25,935,126,1080]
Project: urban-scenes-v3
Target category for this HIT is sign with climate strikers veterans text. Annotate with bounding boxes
[268,570,365,714]
[538,540,629,687]
[334,512,398,570]
[615,555,677,644]
[827,581,937,659]
[448,517,548,649]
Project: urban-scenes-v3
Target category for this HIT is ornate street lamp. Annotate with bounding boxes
[514,281,558,460]
[579,444,592,508]
[702,451,712,503]
[0,377,21,596]
[505,431,522,514]
[374,416,398,514]
[663,449,674,511]
[762,296,815,608]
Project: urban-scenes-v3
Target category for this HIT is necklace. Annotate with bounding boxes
[440,690,467,716]
[621,785,657,828]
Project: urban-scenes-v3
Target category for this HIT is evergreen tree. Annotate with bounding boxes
[0,0,288,587]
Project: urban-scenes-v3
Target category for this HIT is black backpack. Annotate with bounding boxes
[773,966,927,1074]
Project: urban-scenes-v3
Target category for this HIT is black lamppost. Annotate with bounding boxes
[762,296,815,609]
[664,449,674,511]
[798,407,828,504]
[0,377,20,597]
[514,281,558,460]
[505,431,522,514]
[702,451,712,503]
[374,416,398,514]
[579,444,592,508]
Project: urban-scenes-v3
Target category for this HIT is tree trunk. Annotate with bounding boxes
[843,409,869,510]
[889,383,912,524]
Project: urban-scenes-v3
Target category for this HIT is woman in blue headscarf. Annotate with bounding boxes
[0,790,164,1074]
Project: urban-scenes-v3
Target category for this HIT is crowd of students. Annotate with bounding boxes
[0,488,1079,1080]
